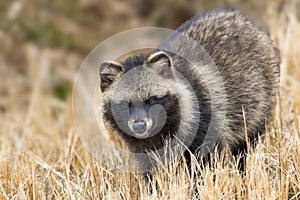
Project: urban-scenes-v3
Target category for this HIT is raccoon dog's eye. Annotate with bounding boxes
[146,96,158,106]
[120,100,131,108]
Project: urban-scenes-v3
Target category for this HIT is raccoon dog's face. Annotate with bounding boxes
[99,51,182,143]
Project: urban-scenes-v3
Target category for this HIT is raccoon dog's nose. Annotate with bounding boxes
[132,120,147,134]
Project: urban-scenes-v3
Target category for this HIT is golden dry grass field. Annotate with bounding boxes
[0,0,299,199]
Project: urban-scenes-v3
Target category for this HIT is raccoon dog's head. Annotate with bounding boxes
[99,51,197,152]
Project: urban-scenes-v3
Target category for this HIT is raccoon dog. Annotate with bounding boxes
[98,8,280,171]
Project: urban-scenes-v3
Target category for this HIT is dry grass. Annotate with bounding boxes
[0,1,300,199]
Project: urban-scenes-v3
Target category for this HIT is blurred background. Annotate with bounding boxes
[0,0,299,158]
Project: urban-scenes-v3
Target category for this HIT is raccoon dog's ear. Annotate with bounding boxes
[99,61,124,92]
[146,51,174,79]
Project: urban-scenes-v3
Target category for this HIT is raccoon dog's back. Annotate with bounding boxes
[156,8,280,153]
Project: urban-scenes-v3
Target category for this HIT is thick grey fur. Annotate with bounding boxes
[99,8,280,170]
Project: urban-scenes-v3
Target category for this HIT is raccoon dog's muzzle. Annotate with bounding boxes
[128,118,153,139]
[128,103,153,139]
